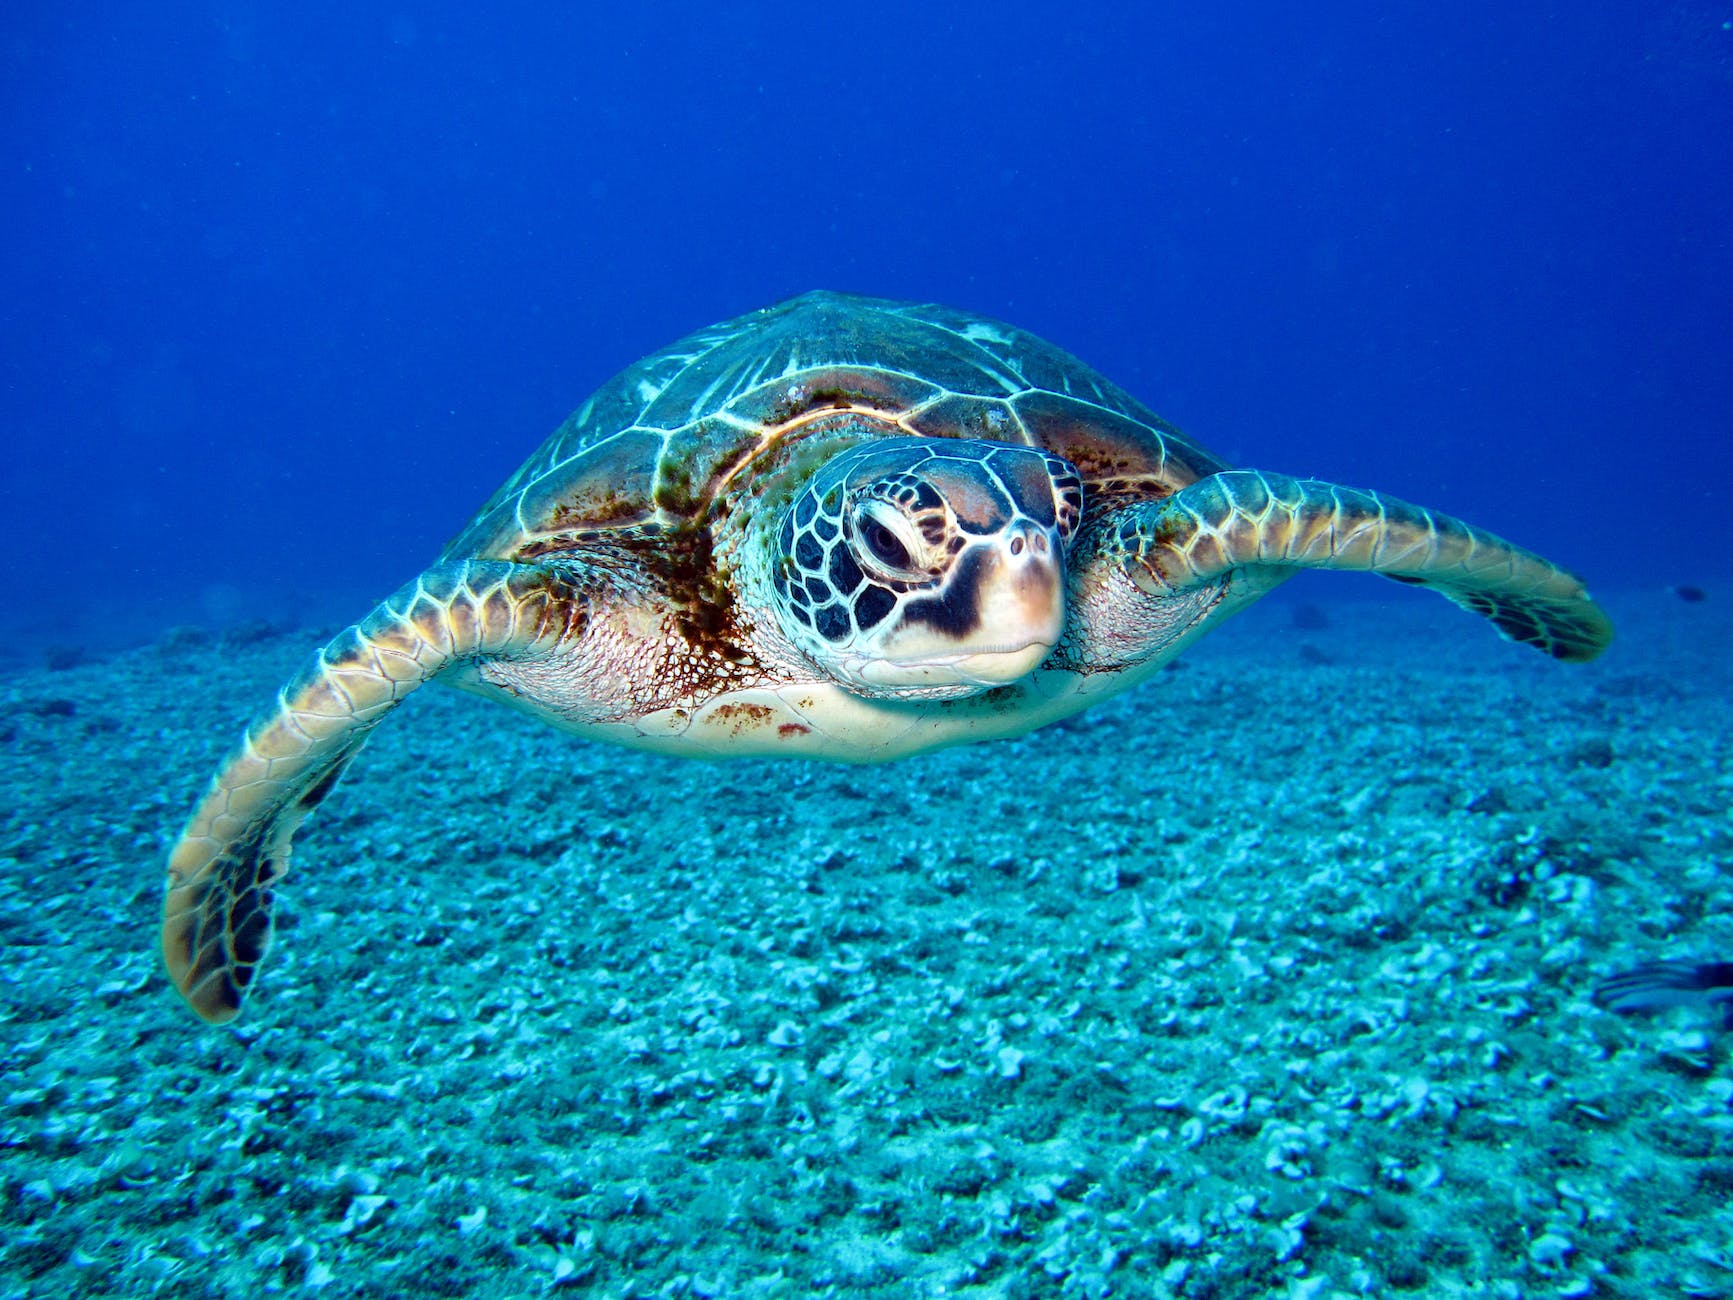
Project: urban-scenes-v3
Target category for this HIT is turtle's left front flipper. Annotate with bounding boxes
[1108,470,1613,661]
[162,560,584,1024]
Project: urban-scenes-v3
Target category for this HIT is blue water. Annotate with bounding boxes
[3,2,1731,650]
[6,10,1733,1296]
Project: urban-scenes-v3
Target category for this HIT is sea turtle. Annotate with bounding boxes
[162,291,1613,1022]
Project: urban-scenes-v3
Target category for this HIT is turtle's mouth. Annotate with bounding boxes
[853,637,1057,691]
[939,639,1058,685]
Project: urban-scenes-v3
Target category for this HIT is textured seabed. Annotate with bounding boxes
[1,589,1729,1299]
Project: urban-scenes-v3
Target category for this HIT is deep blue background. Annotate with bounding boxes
[4,2,1731,652]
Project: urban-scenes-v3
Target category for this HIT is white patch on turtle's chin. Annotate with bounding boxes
[844,637,1057,696]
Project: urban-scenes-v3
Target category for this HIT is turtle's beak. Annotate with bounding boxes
[950,521,1065,683]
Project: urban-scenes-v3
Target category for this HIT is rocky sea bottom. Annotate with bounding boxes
[1,588,1729,1299]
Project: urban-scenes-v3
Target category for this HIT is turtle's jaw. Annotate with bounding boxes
[854,635,1059,692]
[954,637,1061,684]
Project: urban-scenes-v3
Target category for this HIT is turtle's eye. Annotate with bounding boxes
[853,502,922,576]
[863,518,910,569]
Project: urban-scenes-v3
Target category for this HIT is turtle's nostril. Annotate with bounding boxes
[1005,524,1054,562]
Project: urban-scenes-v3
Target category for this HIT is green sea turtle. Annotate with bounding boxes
[162,291,1613,1022]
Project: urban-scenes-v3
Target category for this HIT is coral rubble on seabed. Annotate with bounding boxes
[0,590,1728,1299]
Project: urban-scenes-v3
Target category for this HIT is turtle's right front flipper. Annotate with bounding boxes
[1105,470,1613,662]
[162,560,584,1023]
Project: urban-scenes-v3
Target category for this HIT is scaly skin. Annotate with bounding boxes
[1107,471,1613,662]
[162,560,584,1022]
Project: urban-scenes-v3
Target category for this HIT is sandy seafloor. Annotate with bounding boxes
[1,587,1730,1300]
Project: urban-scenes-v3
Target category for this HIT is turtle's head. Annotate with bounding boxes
[770,437,1083,698]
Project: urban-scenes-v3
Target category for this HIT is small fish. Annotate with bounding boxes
[1594,960,1733,1027]
[1670,584,1708,603]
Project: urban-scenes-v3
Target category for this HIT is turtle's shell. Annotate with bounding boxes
[442,291,1228,562]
